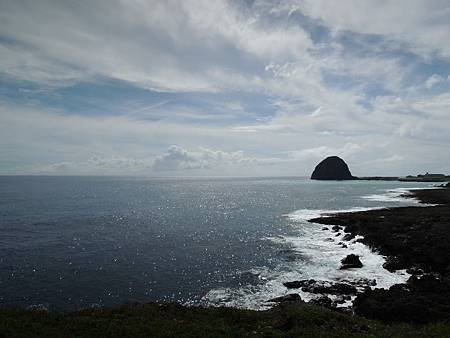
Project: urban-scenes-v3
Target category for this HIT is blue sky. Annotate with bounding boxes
[1,0,450,176]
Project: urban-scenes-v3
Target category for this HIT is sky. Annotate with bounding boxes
[1,0,450,177]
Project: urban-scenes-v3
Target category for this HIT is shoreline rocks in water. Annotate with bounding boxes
[283,279,358,295]
[340,254,363,269]
[267,293,303,304]
[280,278,377,311]
[309,188,450,275]
[309,187,450,323]
[311,156,357,180]
[382,256,408,272]
[354,274,450,324]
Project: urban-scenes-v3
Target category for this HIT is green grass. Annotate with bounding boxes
[1,303,450,337]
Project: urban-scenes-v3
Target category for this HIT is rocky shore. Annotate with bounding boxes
[2,187,450,335]
[307,186,450,323]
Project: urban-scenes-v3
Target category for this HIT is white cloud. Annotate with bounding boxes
[34,157,153,175]
[25,145,277,175]
[425,74,445,89]
[363,155,404,165]
[287,143,362,160]
[297,0,450,58]
[0,0,408,104]
[0,0,312,92]
[1,1,450,176]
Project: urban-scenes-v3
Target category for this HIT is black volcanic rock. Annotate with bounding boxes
[354,276,450,324]
[382,256,408,272]
[309,295,334,309]
[308,188,450,324]
[311,156,356,180]
[267,293,303,303]
[283,279,357,295]
[340,254,363,269]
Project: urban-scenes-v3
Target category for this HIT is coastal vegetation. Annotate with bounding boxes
[1,302,450,337]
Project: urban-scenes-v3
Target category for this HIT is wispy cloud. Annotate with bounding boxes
[1,0,450,175]
[287,143,362,161]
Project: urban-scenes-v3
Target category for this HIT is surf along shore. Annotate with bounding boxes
[1,186,450,337]
[309,185,450,323]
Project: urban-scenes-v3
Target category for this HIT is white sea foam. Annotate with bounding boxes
[202,217,410,310]
[202,185,434,310]
[361,187,416,203]
[284,207,381,222]
[362,186,440,205]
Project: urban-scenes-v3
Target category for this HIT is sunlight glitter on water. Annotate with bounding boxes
[202,188,416,310]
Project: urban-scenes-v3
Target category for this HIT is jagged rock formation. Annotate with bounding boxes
[311,156,356,180]
[340,254,363,269]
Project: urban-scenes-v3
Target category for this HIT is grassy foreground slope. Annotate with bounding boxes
[1,303,450,337]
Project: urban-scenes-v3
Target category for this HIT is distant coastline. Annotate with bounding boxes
[358,173,450,183]
[310,156,450,182]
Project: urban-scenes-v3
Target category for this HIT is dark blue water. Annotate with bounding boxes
[0,176,433,310]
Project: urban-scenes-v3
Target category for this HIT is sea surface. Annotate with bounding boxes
[0,176,436,311]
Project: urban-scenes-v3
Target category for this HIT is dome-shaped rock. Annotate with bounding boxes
[311,156,356,180]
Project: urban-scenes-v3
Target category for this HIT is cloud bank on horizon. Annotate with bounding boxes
[1,0,450,176]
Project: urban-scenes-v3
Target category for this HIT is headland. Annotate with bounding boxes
[310,185,450,323]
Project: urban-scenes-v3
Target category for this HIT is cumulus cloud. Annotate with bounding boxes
[28,145,276,175]
[152,145,264,171]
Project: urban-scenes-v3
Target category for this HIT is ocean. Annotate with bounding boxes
[0,176,435,311]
